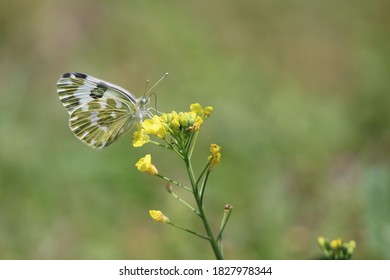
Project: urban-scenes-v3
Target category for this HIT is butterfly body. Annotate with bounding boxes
[57,72,150,149]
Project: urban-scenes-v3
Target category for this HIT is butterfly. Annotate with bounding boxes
[57,72,167,149]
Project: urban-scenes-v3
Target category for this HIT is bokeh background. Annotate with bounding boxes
[1,0,389,259]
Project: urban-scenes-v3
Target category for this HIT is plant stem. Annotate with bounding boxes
[168,222,210,240]
[155,174,192,192]
[185,156,224,260]
[199,169,211,204]
[187,131,199,159]
[169,190,200,216]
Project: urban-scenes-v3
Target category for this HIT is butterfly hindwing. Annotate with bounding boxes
[57,72,143,149]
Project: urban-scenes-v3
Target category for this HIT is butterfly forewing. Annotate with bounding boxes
[57,72,144,149]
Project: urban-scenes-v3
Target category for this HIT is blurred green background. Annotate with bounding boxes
[1,0,389,259]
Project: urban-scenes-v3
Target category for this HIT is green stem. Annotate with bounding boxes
[162,138,185,160]
[168,190,200,216]
[217,206,233,242]
[155,174,192,192]
[149,140,171,149]
[199,168,211,204]
[187,131,199,159]
[168,222,210,240]
[185,156,224,260]
[196,162,211,188]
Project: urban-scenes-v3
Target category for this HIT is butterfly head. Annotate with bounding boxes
[137,95,152,119]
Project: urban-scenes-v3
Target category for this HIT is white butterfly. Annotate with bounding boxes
[57,72,167,149]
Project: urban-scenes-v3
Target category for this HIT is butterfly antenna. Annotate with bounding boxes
[143,79,150,97]
[146,72,169,96]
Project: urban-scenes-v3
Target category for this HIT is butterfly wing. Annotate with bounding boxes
[57,72,141,149]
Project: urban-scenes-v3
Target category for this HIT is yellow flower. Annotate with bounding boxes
[317,236,326,247]
[203,106,213,118]
[191,116,203,131]
[132,128,150,147]
[142,115,167,138]
[190,103,213,119]
[170,111,180,129]
[135,154,158,175]
[208,143,221,168]
[171,117,180,130]
[178,111,196,128]
[346,240,356,255]
[210,143,221,154]
[160,111,180,131]
[190,103,203,114]
[159,113,167,122]
[330,238,343,250]
[149,210,170,223]
[208,153,221,168]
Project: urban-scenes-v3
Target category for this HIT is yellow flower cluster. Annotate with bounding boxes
[208,143,221,168]
[317,236,356,260]
[132,103,213,147]
[330,238,343,250]
[189,103,213,120]
[161,111,201,132]
[133,103,220,184]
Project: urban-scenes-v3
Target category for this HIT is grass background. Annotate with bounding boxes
[0,0,389,259]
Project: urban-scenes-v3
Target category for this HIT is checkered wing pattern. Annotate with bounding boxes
[57,72,144,149]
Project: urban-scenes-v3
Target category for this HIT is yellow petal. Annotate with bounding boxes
[132,129,150,147]
[210,143,221,154]
[142,116,167,138]
[149,210,170,223]
[135,154,158,175]
[190,103,203,114]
